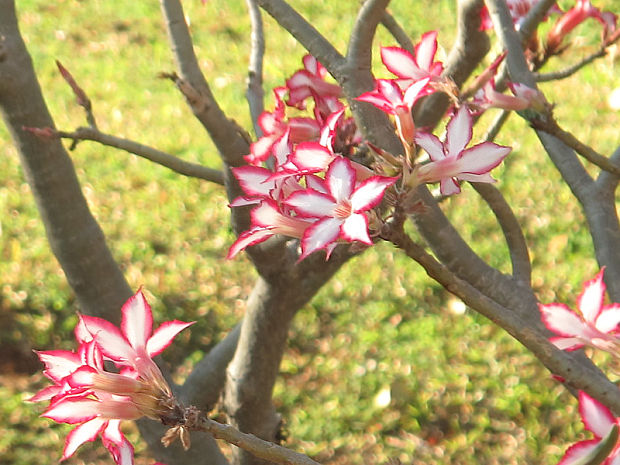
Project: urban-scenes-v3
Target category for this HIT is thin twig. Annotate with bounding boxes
[530,117,620,178]
[534,45,609,82]
[55,127,225,184]
[470,182,532,285]
[483,109,511,142]
[380,11,414,53]
[347,0,391,70]
[192,414,321,465]
[160,0,250,168]
[245,0,265,137]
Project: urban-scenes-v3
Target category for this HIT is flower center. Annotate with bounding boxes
[333,200,352,219]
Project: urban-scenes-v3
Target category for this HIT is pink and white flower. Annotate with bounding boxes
[547,0,618,52]
[413,106,511,195]
[380,31,444,87]
[557,392,620,465]
[31,290,194,465]
[356,78,431,146]
[285,157,397,259]
[539,268,620,352]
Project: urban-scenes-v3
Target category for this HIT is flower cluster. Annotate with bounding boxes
[229,33,514,260]
[539,269,620,464]
[29,290,194,465]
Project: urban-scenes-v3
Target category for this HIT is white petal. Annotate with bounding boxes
[578,270,606,324]
[326,157,356,202]
[63,418,107,460]
[121,291,153,352]
[595,305,620,333]
[350,176,396,212]
[456,142,510,174]
[381,47,420,79]
[147,320,195,357]
[286,190,336,218]
[579,392,615,438]
[300,217,342,259]
[539,303,588,338]
[445,106,473,156]
[415,132,445,161]
[341,213,371,244]
[415,31,439,72]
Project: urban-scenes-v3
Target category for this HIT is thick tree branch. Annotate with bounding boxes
[53,126,225,184]
[485,0,620,300]
[347,0,391,70]
[0,0,132,321]
[597,146,620,193]
[245,0,265,137]
[380,11,414,53]
[380,218,620,415]
[181,324,241,411]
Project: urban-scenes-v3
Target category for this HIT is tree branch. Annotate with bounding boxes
[530,117,620,178]
[597,145,620,193]
[471,182,531,285]
[380,10,414,53]
[534,45,609,82]
[347,0,391,70]
[160,0,250,168]
[380,217,620,415]
[245,0,265,137]
[256,0,346,79]
[0,0,132,322]
[53,126,225,184]
[196,416,321,465]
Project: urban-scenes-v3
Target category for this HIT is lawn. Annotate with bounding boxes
[1,1,619,464]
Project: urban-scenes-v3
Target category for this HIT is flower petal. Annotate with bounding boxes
[147,320,195,357]
[381,47,419,79]
[80,314,135,363]
[415,132,445,161]
[326,157,356,202]
[62,418,107,460]
[350,176,397,212]
[579,391,616,438]
[456,142,510,174]
[341,213,371,244]
[121,291,153,352]
[539,303,588,338]
[299,217,342,260]
[595,304,620,333]
[578,269,606,324]
[286,190,336,218]
[43,397,101,424]
[35,350,81,383]
[445,106,473,156]
[557,439,604,465]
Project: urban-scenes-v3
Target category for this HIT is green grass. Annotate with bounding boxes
[1,0,619,464]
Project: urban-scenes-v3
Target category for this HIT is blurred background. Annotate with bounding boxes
[1,1,619,464]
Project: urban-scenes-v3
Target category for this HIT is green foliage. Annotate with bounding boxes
[1,0,618,464]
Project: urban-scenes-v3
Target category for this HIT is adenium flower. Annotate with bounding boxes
[413,106,511,195]
[539,268,620,353]
[30,290,194,465]
[479,0,562,31]
[557,392,620,465]
[380,31,444,87]
[285,157,397,259]
[356,77,431,147]
[547,0,618,52]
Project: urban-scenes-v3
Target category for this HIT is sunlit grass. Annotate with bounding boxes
[2,0,618,464]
